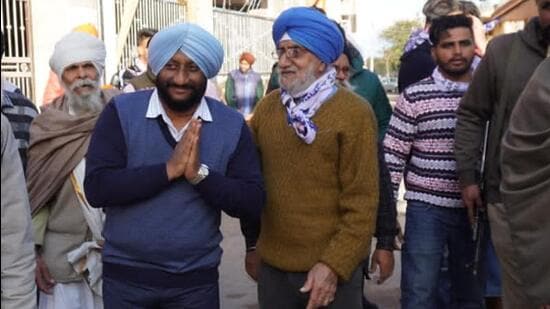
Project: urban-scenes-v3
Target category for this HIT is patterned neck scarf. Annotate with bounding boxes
[280,67,337,144]
[432,68,470,93]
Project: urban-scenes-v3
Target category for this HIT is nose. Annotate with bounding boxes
[77,66,87,79]
[278,52,292,68]
[336,70,346,82]
[172,68,189,85]
[453,43,462,55]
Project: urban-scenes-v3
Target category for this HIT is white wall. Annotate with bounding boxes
[30,0,100,105]
[186,0,214,33]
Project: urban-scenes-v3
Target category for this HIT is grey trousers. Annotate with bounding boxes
[257,262,363,309]
[488,203,534,309]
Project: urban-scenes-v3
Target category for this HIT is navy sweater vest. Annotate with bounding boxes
[102,90,244,273]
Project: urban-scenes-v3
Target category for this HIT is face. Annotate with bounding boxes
[239,60,251,73]
[61,61,100,96]
[432,27,475,79]
[276,40,326,96]
[333,54,351,84]
[155,51,207,113]
[137,37,152,62]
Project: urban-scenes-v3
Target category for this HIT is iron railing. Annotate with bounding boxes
[213,8,274,76]
[1,0,34,101]
[114,0,186,73]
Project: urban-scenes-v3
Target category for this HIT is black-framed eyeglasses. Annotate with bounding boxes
[271,46,306,60]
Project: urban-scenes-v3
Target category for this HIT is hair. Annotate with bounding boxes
[137,28,157,46]
[458,1,481,18]
[332,21,351,60]
[429,14,473,45]
[423,0,460,23]
[332,20,363,72]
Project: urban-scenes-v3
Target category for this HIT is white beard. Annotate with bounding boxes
[339,79,354,91]
[279,62,319,97]
[63,79,103,116]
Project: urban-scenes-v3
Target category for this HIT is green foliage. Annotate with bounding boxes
[380,19,422,75]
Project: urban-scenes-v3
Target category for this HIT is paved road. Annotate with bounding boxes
[219,209,406,309]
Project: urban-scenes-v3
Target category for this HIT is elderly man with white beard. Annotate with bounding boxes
[250,7,379,308]
[26,31,119,308]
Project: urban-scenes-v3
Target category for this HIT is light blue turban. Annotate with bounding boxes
[272,7,344,64]
[148,23,224,79]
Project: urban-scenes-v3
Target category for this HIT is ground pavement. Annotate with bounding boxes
[219,206,406,309]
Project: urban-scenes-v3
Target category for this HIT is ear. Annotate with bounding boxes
[431,47,437,62]
[318,62,327,74]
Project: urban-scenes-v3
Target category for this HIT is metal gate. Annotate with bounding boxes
[1,0,34,101]
[213,8,274,76]
[114,0,186,72]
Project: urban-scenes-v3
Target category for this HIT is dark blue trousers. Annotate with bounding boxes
[103,263,219,309]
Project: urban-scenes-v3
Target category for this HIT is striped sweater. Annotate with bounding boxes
[1,90,38,170]
[384,70,468,208]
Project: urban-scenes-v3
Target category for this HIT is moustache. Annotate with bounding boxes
[167,83,196,91]
[449,57,467,63]
[70,78,98,91]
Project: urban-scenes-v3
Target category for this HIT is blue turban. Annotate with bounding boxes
[272,7,344,64]
[148,23,223,79]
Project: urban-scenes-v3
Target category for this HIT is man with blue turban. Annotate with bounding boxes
[84,23,265,308]
[250,7,379,308]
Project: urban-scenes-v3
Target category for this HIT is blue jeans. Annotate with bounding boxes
[401,201,484,309]
[484,229,502,297]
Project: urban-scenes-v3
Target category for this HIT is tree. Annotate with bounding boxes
[380,19,422,76]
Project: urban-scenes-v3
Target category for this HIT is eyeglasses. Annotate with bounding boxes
[271,46,306,60]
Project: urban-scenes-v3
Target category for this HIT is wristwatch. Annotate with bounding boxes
[189,164,209,185]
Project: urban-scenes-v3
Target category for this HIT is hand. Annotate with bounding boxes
[166,119,202,181]
[182,119,202,182]
[244,249,260,281]
[469,15,487,56]
[369,249,394,284]
[300,262,338,309]
[36,254,55,294]
[461,184,483,225]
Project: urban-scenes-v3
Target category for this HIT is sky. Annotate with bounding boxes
[351,0,426,58]
[349,0,501,59]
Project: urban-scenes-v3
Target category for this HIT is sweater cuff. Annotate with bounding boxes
[375,236,395,251]
[320,242,369,281]
[458,170,477,188]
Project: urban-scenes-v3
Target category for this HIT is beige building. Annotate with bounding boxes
[488,0,539,35]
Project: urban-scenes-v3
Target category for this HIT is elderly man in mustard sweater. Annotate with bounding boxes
[250,7,379,309]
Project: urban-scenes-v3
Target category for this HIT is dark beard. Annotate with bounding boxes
[156,79,207,112]
[440,66,471,78]
[437,57,474,79]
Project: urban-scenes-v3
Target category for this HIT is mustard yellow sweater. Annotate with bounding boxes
[250,87,379,281]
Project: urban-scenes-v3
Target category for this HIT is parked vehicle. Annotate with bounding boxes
[381,77,398,94]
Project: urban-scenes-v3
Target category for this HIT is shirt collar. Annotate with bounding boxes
[135,58,148,73]
[146,89,212,140]
[432,68,470,93]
